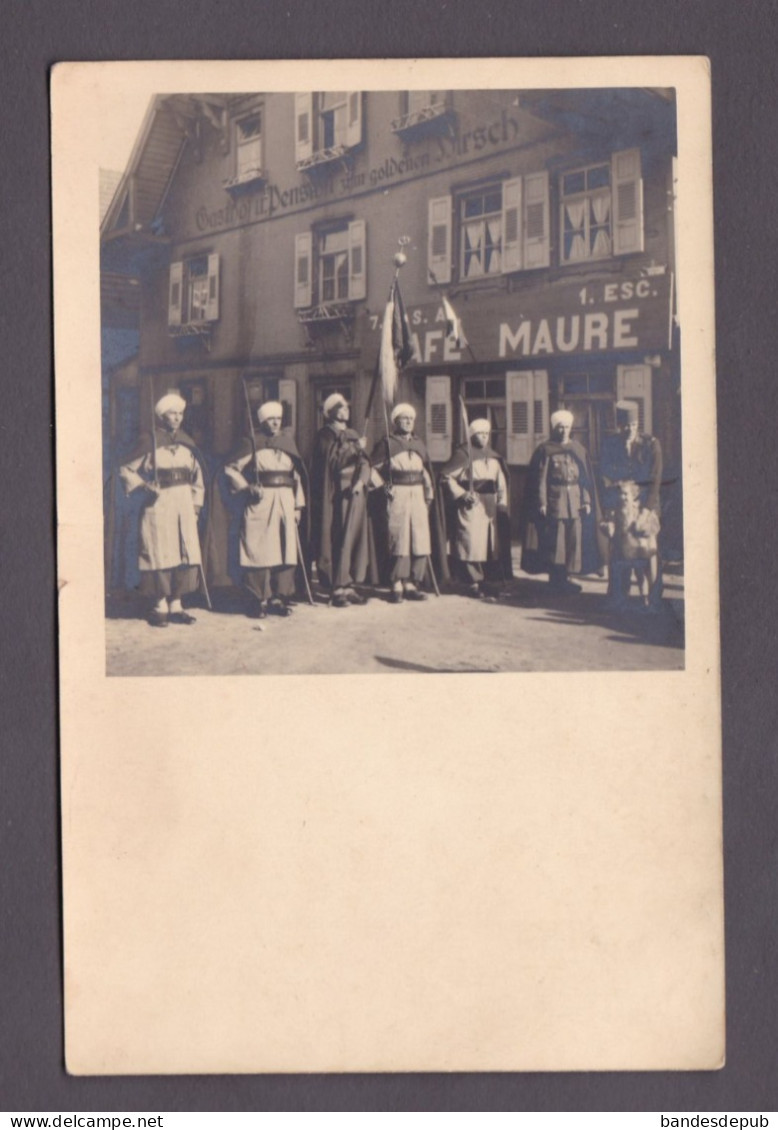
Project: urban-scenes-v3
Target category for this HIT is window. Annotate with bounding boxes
[428,172,550,286]
[244,375,298,434]
[559,149,644,264]
[235,113,263,181]
[460,186,504,279]
[461,376,510,457]
[506,371,549,465]
[392,91,450,134]
[295,92,363,169]
[168,254,220,331]
[294,220,366,310]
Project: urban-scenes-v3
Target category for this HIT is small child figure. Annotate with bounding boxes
[601,482,661,608]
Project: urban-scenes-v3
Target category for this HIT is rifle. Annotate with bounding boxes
[458,394,476,509]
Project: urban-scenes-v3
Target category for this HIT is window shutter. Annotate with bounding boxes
[506,371,534,465]
[346,92,363,148]
[523,171,550,268]
[348,219,366,300]
[612,148,644,255]
[278,378,297,435]
[428,195,452,285]
[205,253,220,321]
[295,93,313,164]
[532,370,549,443]
[425,375,452,462]
[501,176,522,273]
[294,232,313,309]
[168,261,183,327]
[616,364,652,434]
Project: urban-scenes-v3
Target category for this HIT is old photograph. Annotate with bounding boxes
[101,83,683,676]
[55,58,721,1075]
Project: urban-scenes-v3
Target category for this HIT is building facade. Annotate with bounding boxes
[101,88,681,586]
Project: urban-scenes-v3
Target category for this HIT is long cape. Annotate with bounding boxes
[519,438,607,576]
[440,442,514,579]
[369,434,450,588]
[105,427,214,601]
[220,430,312,594]
[309,424,379,586]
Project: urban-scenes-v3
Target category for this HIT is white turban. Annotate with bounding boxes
[257,401,283,424]
[550,409,574,428]
[468,417,491,436]
[390,402,416,423]
[323,392,348,417]
[154,393,186,417]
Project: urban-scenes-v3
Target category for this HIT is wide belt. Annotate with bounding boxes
[255,471,295,488]
[391,471,424,486]
[156,468,194,488]
[549,476,580,487]
[462,479,498,495]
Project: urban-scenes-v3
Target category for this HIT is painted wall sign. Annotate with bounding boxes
[366,272,673,362]
[190,111,522,236]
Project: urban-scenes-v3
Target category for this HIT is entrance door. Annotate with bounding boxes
[564,397,613,466]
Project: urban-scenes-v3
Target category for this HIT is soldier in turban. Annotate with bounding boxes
[118,393,206,627]
[224,402,307,619]
[521,409,604,593]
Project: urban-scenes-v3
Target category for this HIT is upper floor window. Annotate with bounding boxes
[168,254,220,333]
[294,219,366,311]
[391,91,451,135]
[235,112,263,181]
[560,148,644,263]
[460,186,504,278]
[295,92,363,170]
[428,172,550,286]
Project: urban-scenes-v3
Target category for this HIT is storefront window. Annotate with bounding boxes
[461,376,508,456]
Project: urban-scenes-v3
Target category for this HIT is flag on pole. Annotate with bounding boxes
[442,294,467,350]
[379,279,414,405]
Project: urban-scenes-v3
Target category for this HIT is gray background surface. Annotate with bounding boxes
[1,0,775,1111]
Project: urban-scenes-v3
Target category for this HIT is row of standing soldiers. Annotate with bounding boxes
[118,393,662,627]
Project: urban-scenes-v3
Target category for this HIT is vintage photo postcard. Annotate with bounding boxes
[53,57,722,1073]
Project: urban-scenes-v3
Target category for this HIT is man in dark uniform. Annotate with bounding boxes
[309,392,376,608]
[600,399,664,609]
[522,409,603,594]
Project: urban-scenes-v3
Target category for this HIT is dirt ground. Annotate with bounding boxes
[105,566,684,678]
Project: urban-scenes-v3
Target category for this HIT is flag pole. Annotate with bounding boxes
[427,268,478,364]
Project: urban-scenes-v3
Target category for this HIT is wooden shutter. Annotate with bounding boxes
[506,371,534,465]
[532,370,549,444]
[501,177,522,273]
[205,253,220,321]
[428,195,452,285]
[295,93,313,164]
[348,219,366,300]
[278,378,297,435]
[425,375,452,462]
[346,92,363,148]
[168,261,183,327]
[294,232,312,309]
[523,171,550,268]
[617,364,652,434]
[612,148,644,255]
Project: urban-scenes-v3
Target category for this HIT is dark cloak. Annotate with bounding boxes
[369,433,451,588]
[519,438,607,576]
[439,442,514,580]
[309,424,379,587]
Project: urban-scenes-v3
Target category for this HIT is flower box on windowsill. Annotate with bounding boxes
[390,103,453,138]
[296,144,350,173]
[297,302,356,326]
[222,168,266,192]
[168,322,213,346]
